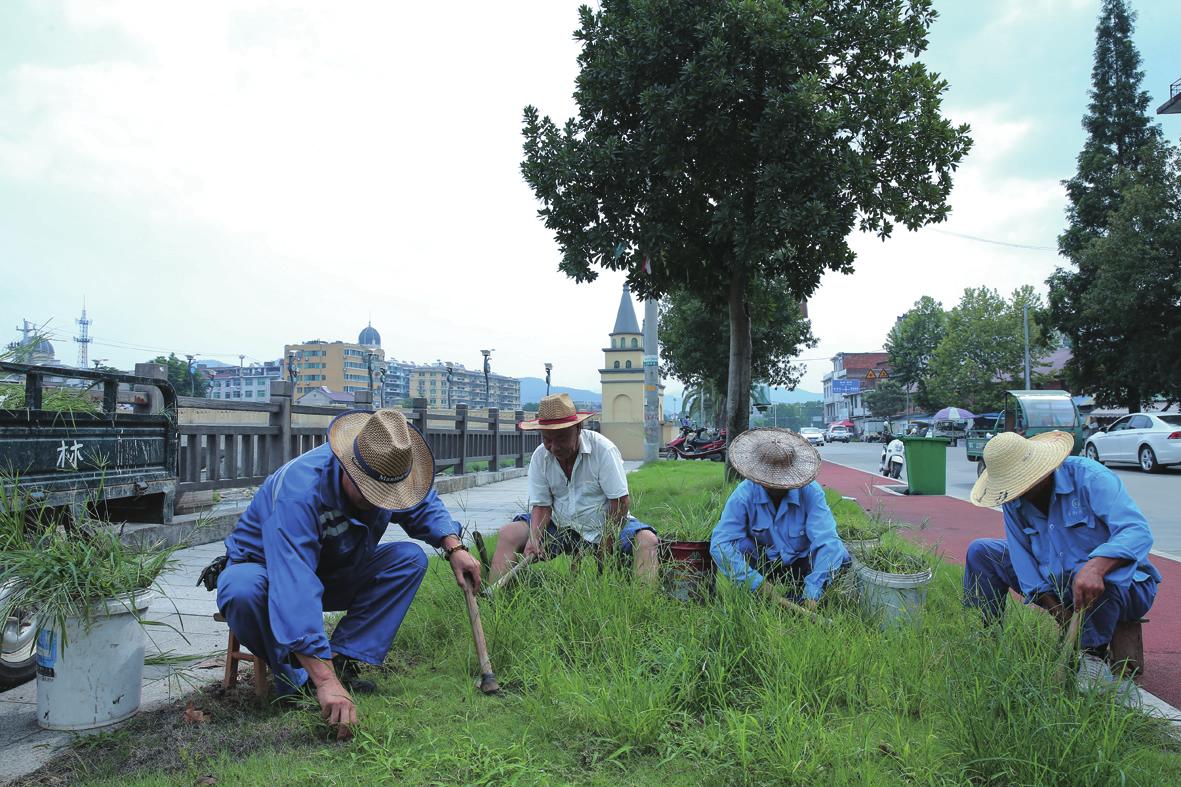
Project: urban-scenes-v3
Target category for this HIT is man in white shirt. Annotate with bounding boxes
[489,393,659,582]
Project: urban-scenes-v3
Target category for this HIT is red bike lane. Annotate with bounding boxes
[818,461,1181,708]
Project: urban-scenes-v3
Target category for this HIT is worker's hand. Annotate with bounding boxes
[802,598,819,613]
[450,548,483,593]
[757,582,785,605]
[1037,592,1070,627]
[315,678,356,741]
[1072,561,1108,612]
[523,532,546,562]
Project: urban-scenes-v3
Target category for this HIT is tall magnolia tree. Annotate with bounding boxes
[1048,0,1165,412]
[522,0,971,448]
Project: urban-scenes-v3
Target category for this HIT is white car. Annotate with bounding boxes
[800,427,825,446]
[825,425,851,443]
[1084,413,1181,473]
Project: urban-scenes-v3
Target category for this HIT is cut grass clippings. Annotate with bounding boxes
[21,462,1181,786]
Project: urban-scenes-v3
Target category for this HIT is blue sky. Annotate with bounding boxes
[1,1,1178,395]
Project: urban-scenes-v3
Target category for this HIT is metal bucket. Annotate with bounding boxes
[35,590,152,730]
[663,541,715,602]
[854,561,931,626]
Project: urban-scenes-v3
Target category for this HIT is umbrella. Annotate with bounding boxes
[933,406,976,421]
[833,420,854,427]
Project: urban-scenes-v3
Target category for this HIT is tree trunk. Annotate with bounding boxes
[1126,385,1141,415]
[725,266,752,480]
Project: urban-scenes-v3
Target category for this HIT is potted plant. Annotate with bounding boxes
[0,500,177,730]
[853,543,933,625]
[649,488,728,602]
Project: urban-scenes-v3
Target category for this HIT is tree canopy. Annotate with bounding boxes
[1048,0,1172,411]
[151,353,210,397]
[659,280,816,403]
[862,379,908,419]
[926,287,1051,412]
[885,295,947,412]
[521,0,971,452]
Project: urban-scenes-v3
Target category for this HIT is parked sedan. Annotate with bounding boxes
[1084,413,1181,473]
[800,427,825,446]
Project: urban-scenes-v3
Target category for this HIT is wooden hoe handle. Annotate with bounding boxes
[463,579,499,694]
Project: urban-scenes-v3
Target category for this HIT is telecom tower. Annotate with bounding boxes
[75,302,93,370]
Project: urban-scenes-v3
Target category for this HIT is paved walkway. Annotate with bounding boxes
[0,472,536,785]
[817,460,1181,714]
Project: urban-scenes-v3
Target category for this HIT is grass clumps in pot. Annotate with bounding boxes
[858,542,933,577]
[0,489,178,645]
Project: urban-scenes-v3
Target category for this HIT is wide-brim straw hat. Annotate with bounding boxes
[519,392,597,431]
[327,408,434,510]
[729,428,822,490]
[970,430,1074,508]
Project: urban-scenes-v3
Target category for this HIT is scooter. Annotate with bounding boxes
[879,437,904,480]
[669,427,728,461]
[0,584,36,689]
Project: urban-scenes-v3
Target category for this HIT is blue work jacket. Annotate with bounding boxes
[1003,456,1161,602]
[223,443,460,659]
[710,480,850,600]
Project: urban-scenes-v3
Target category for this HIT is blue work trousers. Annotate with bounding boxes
[217,541,428,694]
[963,538,1156,649]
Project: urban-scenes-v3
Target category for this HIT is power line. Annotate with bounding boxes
[931,228,1057,252]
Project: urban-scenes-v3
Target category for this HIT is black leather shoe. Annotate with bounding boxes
[332,654,377,694]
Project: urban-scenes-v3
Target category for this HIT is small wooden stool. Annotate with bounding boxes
[214,611,269,698]
[1110,618,1147,677]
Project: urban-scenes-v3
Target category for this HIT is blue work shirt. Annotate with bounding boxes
[223,443,460,660]
[710,480,850,600]
[1003,456,1161,602]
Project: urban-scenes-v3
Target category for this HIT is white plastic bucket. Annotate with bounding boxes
[35,590,152,730]
[853,561,931,626]
[843,537,881,556]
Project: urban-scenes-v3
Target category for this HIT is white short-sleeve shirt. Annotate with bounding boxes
[527,429,629,542]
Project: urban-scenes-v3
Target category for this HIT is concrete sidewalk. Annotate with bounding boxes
[0,471,536,785]
[817,460,1181,721]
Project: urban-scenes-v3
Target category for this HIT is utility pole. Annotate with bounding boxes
[642,297,660,463]
[1023,303,1032,390]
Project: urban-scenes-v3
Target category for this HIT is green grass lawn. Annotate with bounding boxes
[35,463,1181,785]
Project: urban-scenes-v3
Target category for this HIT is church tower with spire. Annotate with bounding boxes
[599,284,663,459]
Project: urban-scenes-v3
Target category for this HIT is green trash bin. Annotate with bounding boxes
[900,436,951,495]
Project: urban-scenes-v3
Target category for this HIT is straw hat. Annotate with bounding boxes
[728,428,822,490]
[327,409,435,510]
[969,430,1074,508]
[519,393,597,431]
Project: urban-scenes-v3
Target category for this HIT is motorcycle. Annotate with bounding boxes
[668,426,728,462]
[879,437,905,480]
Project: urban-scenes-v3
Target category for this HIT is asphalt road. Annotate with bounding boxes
[818,441,1181,559]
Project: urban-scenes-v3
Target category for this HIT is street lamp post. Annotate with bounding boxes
[366,351,375,402]
[377,368,387,408]
[287,351,297,385]
[544,362,552,397]
[184,354,196,396]
[480,349,493,409]
[446,364,454,409]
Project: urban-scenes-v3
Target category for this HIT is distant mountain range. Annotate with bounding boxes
[767,387,823,404]
[519,377,601,406]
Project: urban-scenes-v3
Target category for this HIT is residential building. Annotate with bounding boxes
[822,352,891,430]
[296,387,356,407]
[599,284,665,460]
[409,361,520,410]
[206,360,284,401]
[285,325,387,400]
